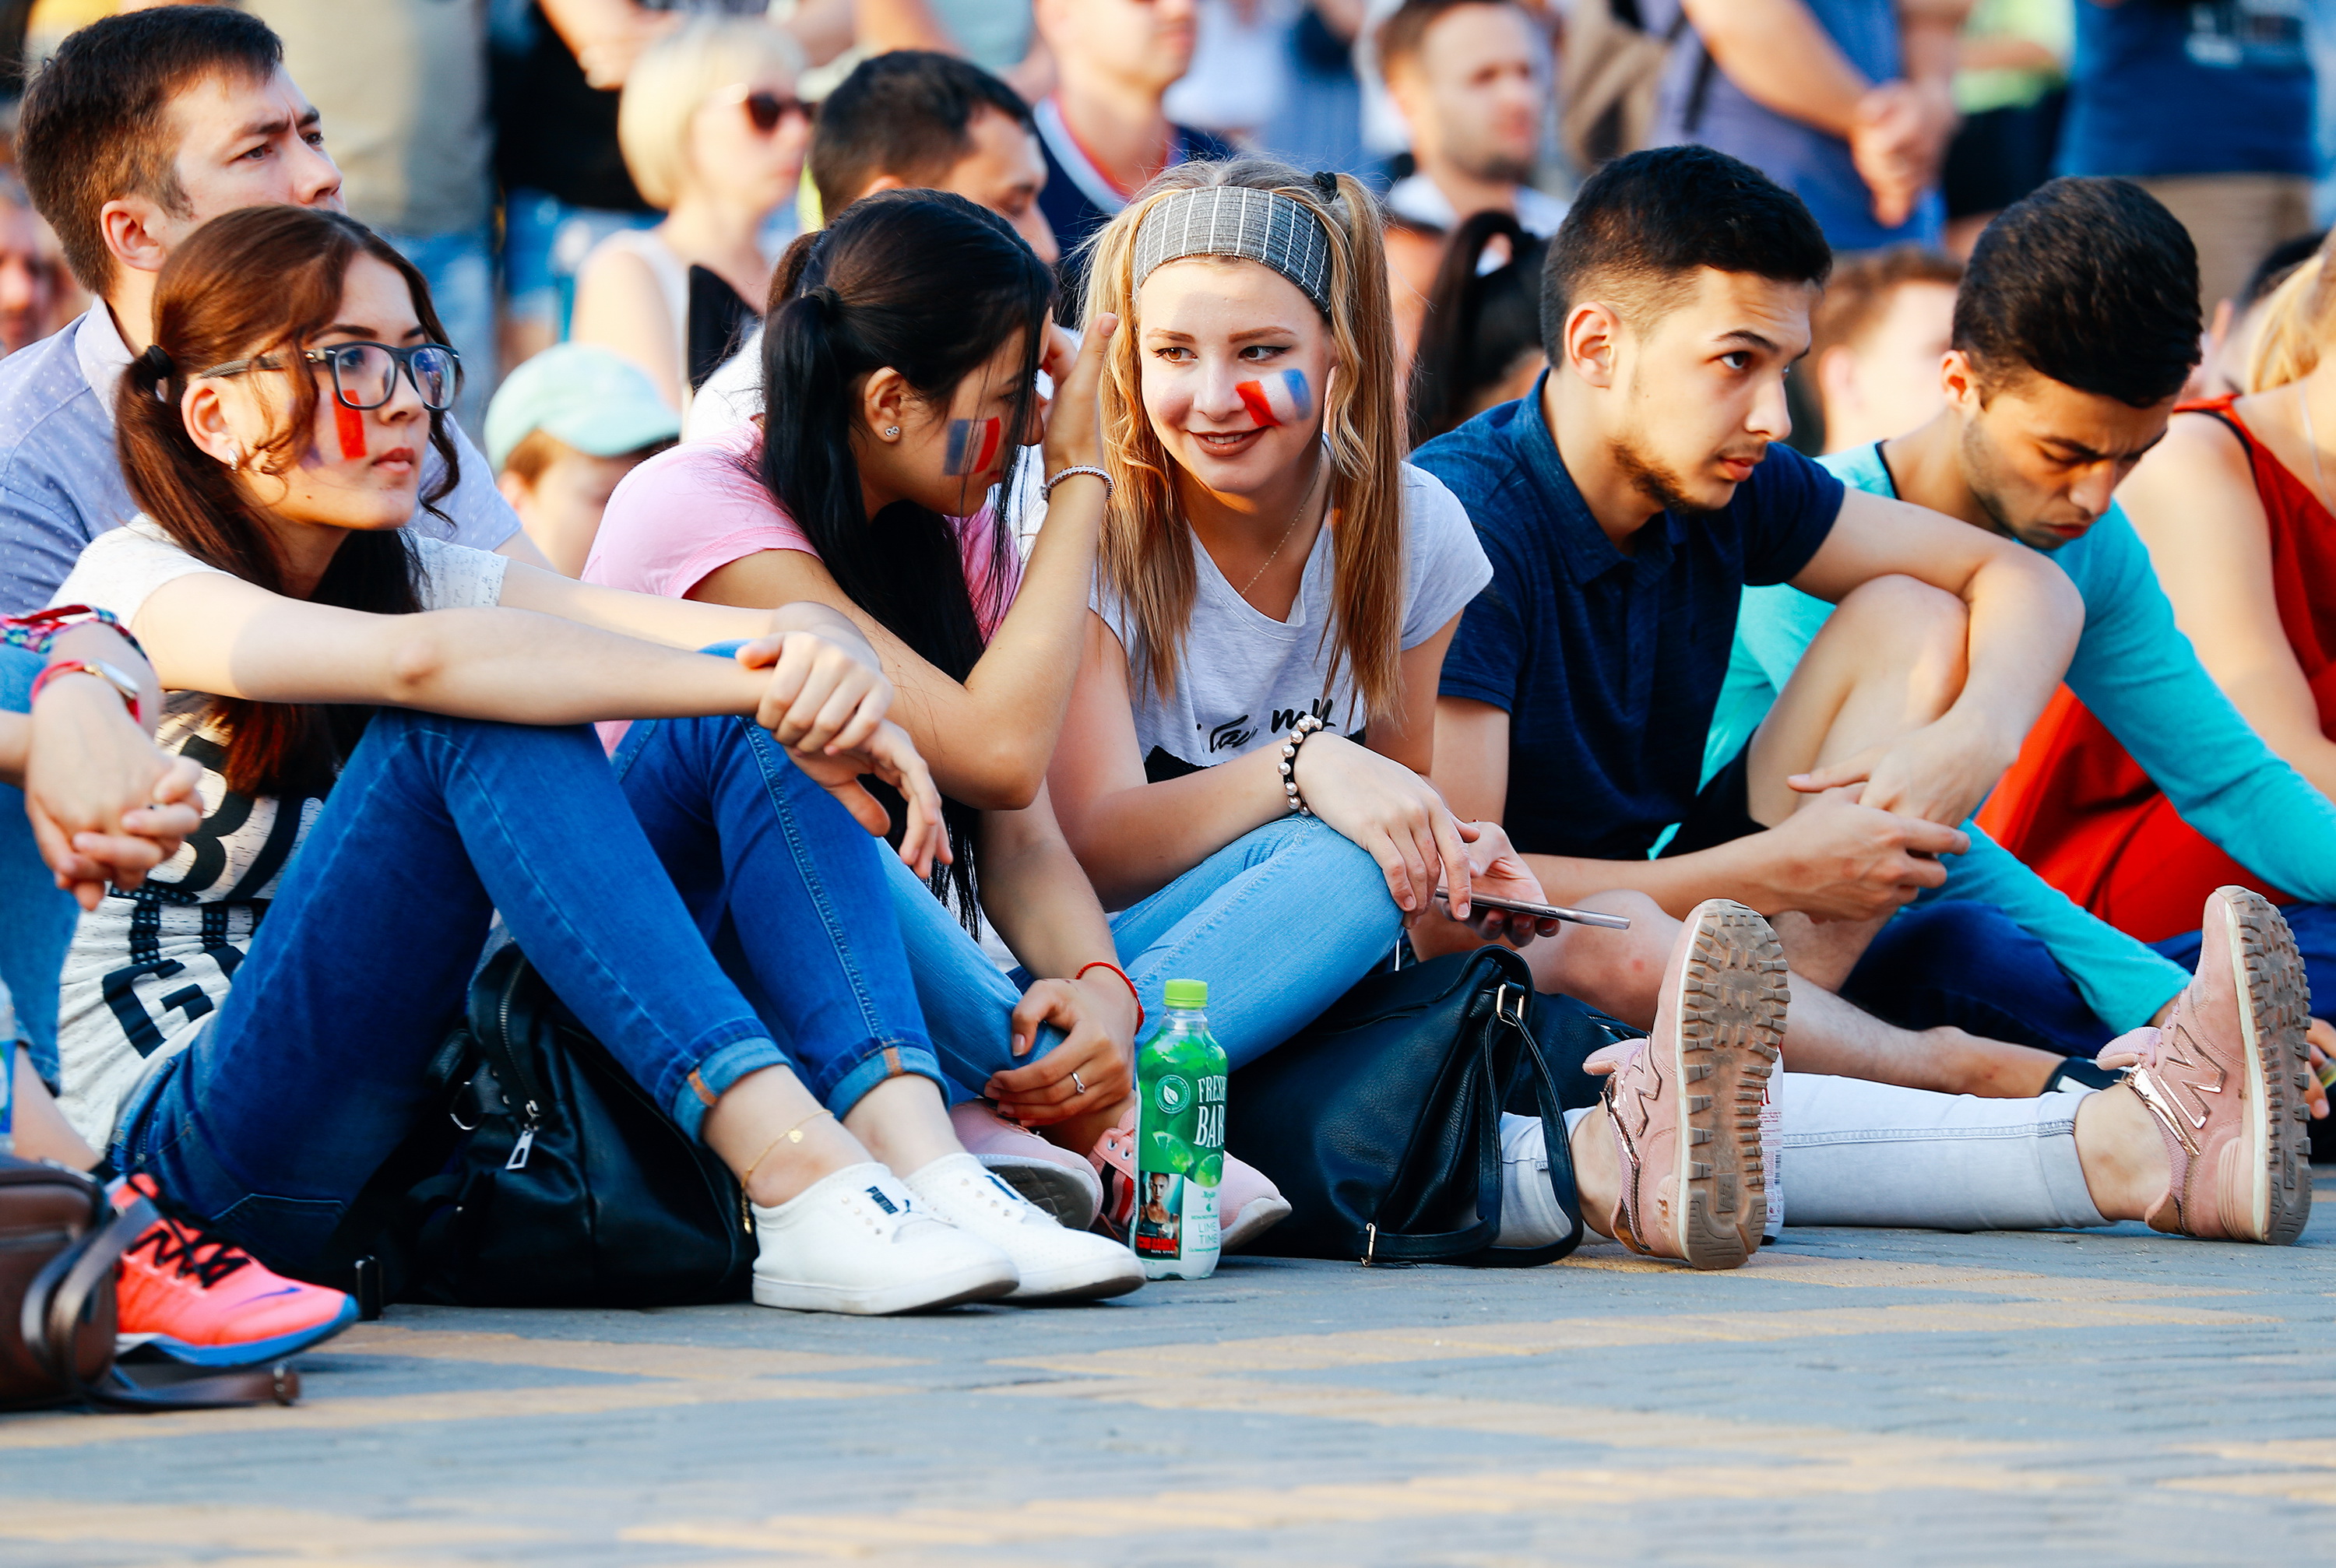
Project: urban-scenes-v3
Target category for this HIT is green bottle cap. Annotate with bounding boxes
[1163,978,1208,1009]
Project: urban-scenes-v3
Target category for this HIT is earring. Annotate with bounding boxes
[225,442,243,473]
[882,425,900,439]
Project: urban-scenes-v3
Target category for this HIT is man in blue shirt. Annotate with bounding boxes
[1420,146,2089,1099]
[1717,176,2336,1131]
[0,9,536,617]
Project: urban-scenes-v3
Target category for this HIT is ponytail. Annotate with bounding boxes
[1408,209,1547,448]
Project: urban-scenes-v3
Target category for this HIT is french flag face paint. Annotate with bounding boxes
[943,417,1004,476]
[334,399,368,461]
[1233,368,1311,430]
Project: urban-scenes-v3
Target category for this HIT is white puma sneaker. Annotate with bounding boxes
[904,1153,1145,1303]
[750,1162,1018,1314]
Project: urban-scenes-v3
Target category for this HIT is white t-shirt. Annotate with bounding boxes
[48,519,508,1145]
[1097,463,1490,779]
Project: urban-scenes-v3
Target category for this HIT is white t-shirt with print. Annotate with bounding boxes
[1096,463,1491,780]
[48,519,508,1146]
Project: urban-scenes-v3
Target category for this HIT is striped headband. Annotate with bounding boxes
[1131,185,1335,315]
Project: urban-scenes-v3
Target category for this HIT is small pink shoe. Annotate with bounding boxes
[1088,1108,1289,1252]
[2099,886,2313,1244]
[947,1101,1103,1230]
[1601,899,1785,1271]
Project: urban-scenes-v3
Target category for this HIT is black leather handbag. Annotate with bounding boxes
[1226,944,1618,1267]
[362,946,756,1308]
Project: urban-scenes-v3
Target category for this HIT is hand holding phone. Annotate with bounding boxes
[1433,888,1633,930]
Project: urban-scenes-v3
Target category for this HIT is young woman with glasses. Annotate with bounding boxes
[571,16,811,413]
[49,202,1144,1317]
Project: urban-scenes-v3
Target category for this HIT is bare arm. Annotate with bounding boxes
[535,0,683,88]
[1680,0,1873,136]
[568,245,684,412]
[2120,408,2336,798]
[1787,486,2084,825]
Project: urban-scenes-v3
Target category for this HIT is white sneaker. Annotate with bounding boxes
[1495,1113,1574,1248]
[905,1153,1145,1303]
[945,1100,1106,1229]
[751,1162,1018,1315]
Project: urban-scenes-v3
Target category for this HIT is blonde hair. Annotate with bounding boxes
[1084,158,1407,722]
[2246,245,2332,393]
[616,17,801,210]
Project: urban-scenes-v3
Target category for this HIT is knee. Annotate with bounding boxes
[1831,575,1968,708]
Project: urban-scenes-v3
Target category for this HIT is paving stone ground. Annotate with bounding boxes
[8,1179,2336,1566]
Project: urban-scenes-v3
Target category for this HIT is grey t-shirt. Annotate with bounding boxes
[1097,463,1491,779]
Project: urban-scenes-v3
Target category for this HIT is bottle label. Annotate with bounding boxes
[1760,1083,1782,1242]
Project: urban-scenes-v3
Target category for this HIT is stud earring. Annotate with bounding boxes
[883,425,900,438]
[226,442,243,472]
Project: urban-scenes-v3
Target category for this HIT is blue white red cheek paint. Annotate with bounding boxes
[1233,368,1310,429]
[943,417,1003,476]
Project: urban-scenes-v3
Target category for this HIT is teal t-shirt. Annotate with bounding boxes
[1712,441,2336,1032]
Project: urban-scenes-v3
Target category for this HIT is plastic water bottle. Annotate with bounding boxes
[1131,979,1225,1279]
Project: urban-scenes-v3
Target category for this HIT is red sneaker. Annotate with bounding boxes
[2101,887,2313,1244]
[111,1177,358,1366]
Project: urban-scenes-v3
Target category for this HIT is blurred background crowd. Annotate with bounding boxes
[0,0,2322,485]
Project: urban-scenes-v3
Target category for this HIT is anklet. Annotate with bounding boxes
[743,1109,836,1189]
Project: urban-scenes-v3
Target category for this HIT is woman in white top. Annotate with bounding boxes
[570,17,808,412]
[58,202,1142,1315]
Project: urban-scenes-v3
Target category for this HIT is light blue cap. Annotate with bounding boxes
[484,343,681,472]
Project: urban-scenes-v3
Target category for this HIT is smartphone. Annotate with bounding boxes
[1434,888,1632,930]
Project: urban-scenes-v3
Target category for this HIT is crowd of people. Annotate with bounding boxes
[0,0,2331,1376]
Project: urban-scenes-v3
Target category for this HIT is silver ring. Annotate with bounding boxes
[1071,1071,1087,1095]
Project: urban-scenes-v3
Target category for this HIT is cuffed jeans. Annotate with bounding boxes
[0,645,77,1082]
[885,813,1404,1092]
[118,708,939,1267]
[1777,1072,2108,1232]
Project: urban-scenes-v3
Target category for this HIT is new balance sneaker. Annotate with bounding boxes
[110,1177,357,1367]
[750,1162,1018,1314]
[947,1100,1104,1229]
[2100,886,2313,1244]
[1088,1109,1289,1252]
[904,1153,1143,1302]
[1601,900,1785,1270]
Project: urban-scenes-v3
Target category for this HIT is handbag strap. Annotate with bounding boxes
[1475,993,1588,1267]
[25,1195,299,1412]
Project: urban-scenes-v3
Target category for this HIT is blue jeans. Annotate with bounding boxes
[883,813,1404,1093]
[117,708,939,1267]
[500,188,658,340]
[1838,899,2114,1059]
[0,645,77,1081]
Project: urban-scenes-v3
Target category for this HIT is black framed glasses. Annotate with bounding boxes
[194,341,463,412]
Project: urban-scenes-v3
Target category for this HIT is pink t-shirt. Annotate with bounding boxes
[584,423,1021,633]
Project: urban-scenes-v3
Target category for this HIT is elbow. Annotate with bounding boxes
[380,625,454,706]
[950,733,1049,812]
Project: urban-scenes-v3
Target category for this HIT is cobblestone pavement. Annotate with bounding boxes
[7,1183,2336,1566]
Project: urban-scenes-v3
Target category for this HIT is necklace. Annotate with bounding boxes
[1236,451,1331,600]
[2301,383,2336,516]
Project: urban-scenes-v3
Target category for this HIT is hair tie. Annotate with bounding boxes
[1311,171,1341,202]
[806,283,843,318]
[138,343,174,399]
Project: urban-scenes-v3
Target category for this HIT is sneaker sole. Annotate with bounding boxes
[1220,1194,1292,1254]
[128,1293,360,1367]
[1664,902,1787,1271]
[752,1260,1018,1316]
[980,1155,1103,1231]
[1005,1251,1146,1303]
[2221,888,2313,1246]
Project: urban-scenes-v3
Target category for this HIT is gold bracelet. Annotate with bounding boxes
[742,1108,836,1188]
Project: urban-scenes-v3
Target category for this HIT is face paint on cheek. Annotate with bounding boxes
[942,417,1003,476]
[335,399,368,461]
[1233,368,1311,429]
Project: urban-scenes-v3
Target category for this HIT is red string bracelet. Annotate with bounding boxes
[1075,960,1144,1034]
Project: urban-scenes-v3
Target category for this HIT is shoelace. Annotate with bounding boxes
[125,1215,256,1289]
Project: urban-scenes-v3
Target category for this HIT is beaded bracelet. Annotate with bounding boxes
[1277,713,1326,816]
[2,604,143,660]
[1042,465,1114,505]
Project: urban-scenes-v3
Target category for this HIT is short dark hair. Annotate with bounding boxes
[807,50,1033,221]
[1376,0,1522,79]
[2239,229,2325,311]
[1540,144,1831,352]
[1810,244,1963,367]
[1953,177,2201,407]
[17,6,283,295]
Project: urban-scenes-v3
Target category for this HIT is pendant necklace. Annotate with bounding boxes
[1237,448,1331,600]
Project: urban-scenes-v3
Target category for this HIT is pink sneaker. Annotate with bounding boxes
[947,1101,1103,1229]
[1088,1109,1288,1251]
[1602,899,1785,1271]
[111,1178,357,1366]
[2100,886,2313,1244]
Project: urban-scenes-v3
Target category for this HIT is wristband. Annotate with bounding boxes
[2,604,143,660]
[1043,465,1113,505]
[1277,712,1326,816]
[30,659,145,726]
[1075,960,1144,1034]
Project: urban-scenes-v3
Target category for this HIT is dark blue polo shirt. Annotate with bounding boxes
[1416,385,1843,861]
